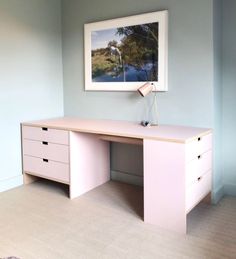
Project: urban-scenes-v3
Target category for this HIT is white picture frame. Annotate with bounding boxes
[84,10,168,91]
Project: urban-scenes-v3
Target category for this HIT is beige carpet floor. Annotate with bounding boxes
[0,180,235,259]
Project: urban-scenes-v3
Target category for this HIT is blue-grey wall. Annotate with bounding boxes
[222,0,236,195]
[0,0,64,192]
[213,0,223,202]
[62,0,223,197]
[2,0,234,200]
[62,0,214,127]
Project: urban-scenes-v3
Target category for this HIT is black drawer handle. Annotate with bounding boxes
[42,141,48,145]
[42,127,48,131]
[43,159,48,163]
[198,137,201,141]
[198,155,201,159]
[197,176,202,181]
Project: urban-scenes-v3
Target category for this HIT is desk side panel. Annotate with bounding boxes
[144,139,186,233]
[69,131,110,199]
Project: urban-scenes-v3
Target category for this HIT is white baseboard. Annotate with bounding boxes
[110,171,235,203]
[224,183,236,196]
[111,170,143,186]
[0,175,23,193]
[2,172,234,202]
[212,185,224,204]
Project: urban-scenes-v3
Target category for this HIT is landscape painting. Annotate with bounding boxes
[91,22,158,83]
[84,11,168,91]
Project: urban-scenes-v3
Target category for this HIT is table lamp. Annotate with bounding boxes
[138,82,158,127]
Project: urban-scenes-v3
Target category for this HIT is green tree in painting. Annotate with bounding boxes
[108,40,118,48]
[92,47,117,77]
[117,23,158,80]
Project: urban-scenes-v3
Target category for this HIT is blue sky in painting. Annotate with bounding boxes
[91,28,122,50]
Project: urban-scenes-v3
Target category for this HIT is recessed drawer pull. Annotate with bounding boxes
[198,137,201,141]
[197,176,202,181]
[198,155,201,159]
[43,159,48,163]
[42,141,48,145]
[23,126,69,145]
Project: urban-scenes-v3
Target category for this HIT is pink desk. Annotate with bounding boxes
[21,117,212,234]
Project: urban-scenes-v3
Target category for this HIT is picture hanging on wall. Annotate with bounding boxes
[84,10,168,91]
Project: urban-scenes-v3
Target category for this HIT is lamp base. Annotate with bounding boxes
[140,121,158,127]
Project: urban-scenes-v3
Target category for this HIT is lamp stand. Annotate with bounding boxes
[148,90,158,126]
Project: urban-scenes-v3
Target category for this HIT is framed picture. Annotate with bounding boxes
[84,10,168,91]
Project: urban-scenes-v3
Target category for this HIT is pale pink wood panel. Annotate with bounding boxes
[186,150,212,186]
[198,133,212,154]
[144,139,187,234]
[23,139,69,163]
[186,133,212,161]
[22,126,69,145]
[23,155,69,183]
[69,131,110,199]
[22,118,212,143]
[186,171,212,213]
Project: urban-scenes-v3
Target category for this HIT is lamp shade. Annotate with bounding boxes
[138,82,153,97]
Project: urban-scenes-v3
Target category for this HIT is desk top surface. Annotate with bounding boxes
[22,117,212,143]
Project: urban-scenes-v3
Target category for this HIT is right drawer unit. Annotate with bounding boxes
[22,125,70,184]
[185,133,212,213]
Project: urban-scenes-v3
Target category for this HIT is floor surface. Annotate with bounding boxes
[0,180,235,259]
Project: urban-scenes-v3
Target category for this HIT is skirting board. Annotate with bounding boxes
[0,175,23,193]
[111,171,230,203]
[224,183,236,196]
[212,185,224,204]
[111,170,143,186]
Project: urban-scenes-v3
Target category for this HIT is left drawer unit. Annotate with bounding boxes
[22,125,70,184]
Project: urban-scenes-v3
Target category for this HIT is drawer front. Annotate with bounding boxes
[186,171,211,213]
[23,139,69,163]
[186,150,212,186]
[23,155,69,183]
[186,133,212,162]
[22,126,69,145]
